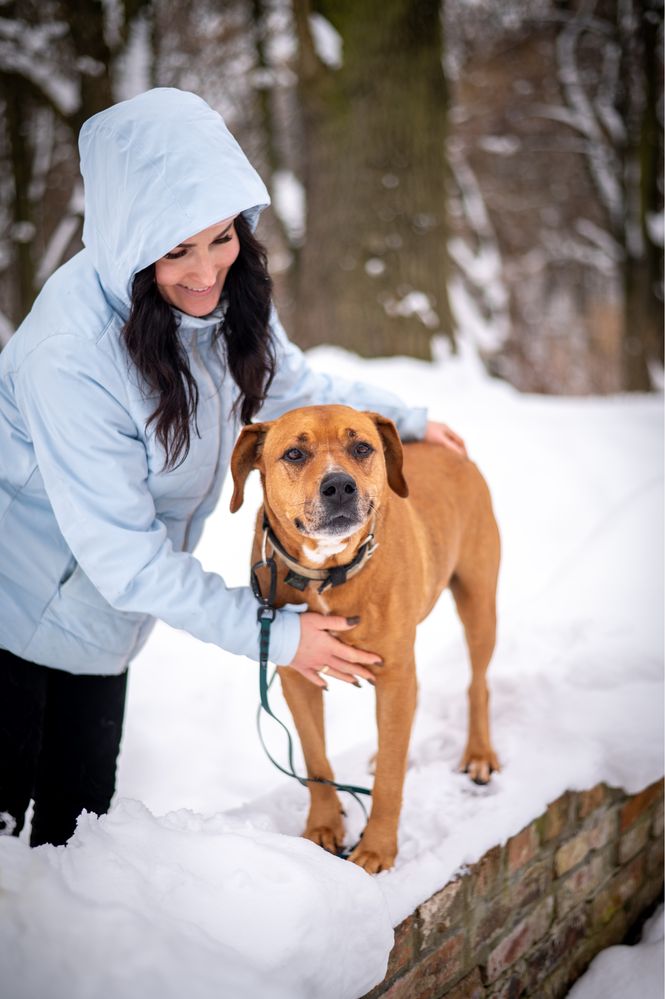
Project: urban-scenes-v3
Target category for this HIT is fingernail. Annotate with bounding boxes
[322,685,329,692]
[374,659,384,666]
[346,616,361,626]
[353,680,361,688]
[366,678,376,686]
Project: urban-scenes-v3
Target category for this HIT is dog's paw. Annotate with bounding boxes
[459,747,501,786]
[304,824,345,855]
[347,831,397,873]
[347,843,396,873]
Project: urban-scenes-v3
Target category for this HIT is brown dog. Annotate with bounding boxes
[230,404,500,873]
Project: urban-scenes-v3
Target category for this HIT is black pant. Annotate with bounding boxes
[0,648,127,847]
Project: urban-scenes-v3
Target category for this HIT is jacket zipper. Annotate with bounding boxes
[182,333,223,553]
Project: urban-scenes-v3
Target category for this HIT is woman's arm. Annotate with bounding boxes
[257,309,428,441]
[13,334,302,666]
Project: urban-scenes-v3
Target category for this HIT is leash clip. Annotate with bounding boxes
[257,602,276,624]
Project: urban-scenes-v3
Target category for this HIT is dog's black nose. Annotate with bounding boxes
[320,472,357,507]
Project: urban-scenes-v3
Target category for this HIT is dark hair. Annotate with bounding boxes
[122,212,275,469]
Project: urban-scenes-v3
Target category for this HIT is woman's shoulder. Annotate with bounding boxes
[4,250,124,374]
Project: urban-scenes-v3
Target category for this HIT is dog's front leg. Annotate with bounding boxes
[348,664,417,874]
[277,666,345,854]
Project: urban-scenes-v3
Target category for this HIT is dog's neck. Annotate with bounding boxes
[299,536,352,566]
[260,504,382,596]
[263,504,377,570]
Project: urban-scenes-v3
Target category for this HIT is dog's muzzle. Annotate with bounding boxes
[318,471,360,533]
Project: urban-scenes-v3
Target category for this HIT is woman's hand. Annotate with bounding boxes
[287,613,382,688]
[424,420,468,457]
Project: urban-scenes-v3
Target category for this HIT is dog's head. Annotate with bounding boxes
[230,405,408,548]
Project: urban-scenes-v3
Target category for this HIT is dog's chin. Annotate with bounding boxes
[295,514,364,541]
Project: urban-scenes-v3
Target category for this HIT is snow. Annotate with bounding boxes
[113,13,153,102]
[271,169,306,245]
[308,12,343,70]
[382,290,440,329]
[447,142,510,350]
[0,309,13,348]
[568,905,664,999]
[0,17,80,116]
[0,802,391,999]
[1,344,662,998]
[35,184,84,285]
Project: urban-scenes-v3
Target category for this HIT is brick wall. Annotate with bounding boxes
[363,780,664,999]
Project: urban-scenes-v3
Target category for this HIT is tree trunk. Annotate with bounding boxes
[59,0,114,134]
[292,0,454,359]
[2,73,35,324]
[615,0,662,390]
[622,0,663,390]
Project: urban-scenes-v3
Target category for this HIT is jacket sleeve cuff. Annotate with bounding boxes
[397,406,428,441]
[259,607,303,666]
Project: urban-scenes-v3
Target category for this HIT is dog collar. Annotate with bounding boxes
[261,513,379,594]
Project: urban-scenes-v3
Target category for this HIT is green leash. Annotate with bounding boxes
[251,552,372,858]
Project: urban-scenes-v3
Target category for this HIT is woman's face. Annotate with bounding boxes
[154,216,240,316]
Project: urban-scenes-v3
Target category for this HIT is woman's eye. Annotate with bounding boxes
[164,249,186,260]
[213,235,232,245]
[283,448,306,463]
[353,442,373,458]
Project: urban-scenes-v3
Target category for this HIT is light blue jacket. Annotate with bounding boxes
[0,88,427,675]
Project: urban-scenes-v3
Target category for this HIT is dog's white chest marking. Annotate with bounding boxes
[302,540,346,565]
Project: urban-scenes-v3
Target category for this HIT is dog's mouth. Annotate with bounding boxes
[325,513,361,535]
[290,487,375,541]
[295,513,362,537]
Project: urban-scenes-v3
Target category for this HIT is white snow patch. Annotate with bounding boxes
[478,135,521,155]
[36,184,84,285]
[271,170,306,245]
[647,211,664,247]
[0,800,392,999]
[0,310,14,348]
[568,905,664,999]
[365,257,386,277]
[113,14,153,101]
[309,12,343,69]
[382,290,439,328]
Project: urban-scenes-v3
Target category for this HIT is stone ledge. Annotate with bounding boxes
[363,780,663,999]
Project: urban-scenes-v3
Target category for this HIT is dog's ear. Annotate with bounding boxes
[365,412,409,498]
[230,422,271,512]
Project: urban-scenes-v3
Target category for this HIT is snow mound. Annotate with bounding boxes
[567,905,664,999]
[0,799,393,999]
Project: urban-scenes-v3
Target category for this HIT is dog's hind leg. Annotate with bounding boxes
[450,573,500,785]
[277,666,345,854]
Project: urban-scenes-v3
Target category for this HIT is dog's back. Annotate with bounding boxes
[383,442,500,622]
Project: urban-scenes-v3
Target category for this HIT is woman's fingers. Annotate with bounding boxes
[325,645,379,681]
[325,660,377,687]
[423,420,468,457]
[287,612,382,686]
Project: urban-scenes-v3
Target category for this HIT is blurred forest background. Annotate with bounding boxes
[0,0,662,394]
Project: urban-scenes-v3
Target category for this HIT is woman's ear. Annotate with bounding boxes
[364,412,409,498]
[230,422,270,512]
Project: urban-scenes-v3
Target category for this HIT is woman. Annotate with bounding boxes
[0,88,465,847]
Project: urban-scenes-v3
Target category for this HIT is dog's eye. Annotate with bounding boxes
[282,447,307,463]
[352,442,374,458]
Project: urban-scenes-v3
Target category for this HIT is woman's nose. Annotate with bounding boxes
[189,254,217,287]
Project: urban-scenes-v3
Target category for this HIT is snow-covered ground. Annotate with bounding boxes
[569,905,664,999]
[0,342,662,998]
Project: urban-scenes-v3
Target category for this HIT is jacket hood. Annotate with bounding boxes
[79,88,270,315]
